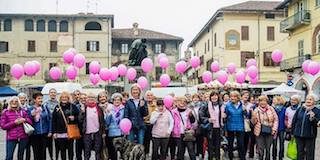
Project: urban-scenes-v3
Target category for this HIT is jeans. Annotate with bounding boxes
[296,137,316,160]
[227,131,245,160]
[256,134,273,160]
[195,130,205,158]
[168,137,178,160]
[83,132,103,160]
[6,138,28,160]
[144,124,153,154]
[128,128,145,144]
[30,134,48,160]
[207,128,221,160]
[176,136,196,160]
[272,131,285,160]
[152,137,169,160]
[249,131,256,158]
[46,137,53,160]
[76,138,84,160]
[55,138,74,160]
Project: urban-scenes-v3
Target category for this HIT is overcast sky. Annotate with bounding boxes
[0,0,279,53]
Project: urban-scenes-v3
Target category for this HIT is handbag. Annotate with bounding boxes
[258,111,272,135]
[59,106,81,139]
[287,138,297,160]
[19,111,34,135]
[179,112,196,142]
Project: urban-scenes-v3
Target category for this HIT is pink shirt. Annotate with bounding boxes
[208,102,220,128]
[86,107,100,134]
[285,107,297,128]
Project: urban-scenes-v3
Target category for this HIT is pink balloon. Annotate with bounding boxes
[119,118,132,135]
[159,57,169,69]
[10,64,24,80]
[141,58,153,73]
[99,68,112,81]
[307,61,320,76]
[24,61,37,76]
[73,54,86,68]
[190,56,200,68]
[117,64,127,76]
[227,63,236,74]
[247,66,258,79]
[217,70,228,85]
[163,95,174,109]
[89,61,101,74]
[302,60,311,73]
[110,67,119,81]
[210,61,220,72]
[202,71,212,83]
[175,61,187,74]
[126,68,137,81]
[137,76,148,90]
[63,49,76,64]
[89,74,100,85]
[160,74,171,87]
[271,49,283,63]
[49,67,62,80]
[157,53,167,62]
[66,66,78,80]
[32,60,41,74]
[250,76,258,84]
[235,70,246,84]
[246,59,257,68]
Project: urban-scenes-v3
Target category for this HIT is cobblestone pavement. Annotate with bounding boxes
[0,130,320,160]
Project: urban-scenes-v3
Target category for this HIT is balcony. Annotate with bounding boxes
[280,10,311,32]
[280,54,310,71]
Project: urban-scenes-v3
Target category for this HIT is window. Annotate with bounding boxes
[240,51,255,67]
[298,40,304,56]
[155,44,162,53]
[317,0,320,6]
[48,20,57,32]
[200,55,204,65]
[85,21,102,30]
[28,40,36,52]
[49,63,57,69]
[87,41,99,51]
[0,41,8,53]
[241,26,249,40]
[265,14,275,19]
[204,42,207,54]
[121,44,128,54]
[155,67,162,80]
[264,52,279,66]
[37,20,45,32]
[4,19,12,31]
[317,34,320,54]
[60,20,68,32]
[214,33,217,47]
[85,62,90,75]
[207,39,210,51]
[267,26,275,41]
[25,19,34,31]
[50,41,57,52]
[0,64,9,75]
[206,59,213,71]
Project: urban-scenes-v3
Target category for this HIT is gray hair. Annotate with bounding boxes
[290,95,301,102]
[17,92,27,98]
[49,88,57,93]
[144,90,153,99]
[8,96,21,110]
[111,93,123,101]
[306,94,319,102]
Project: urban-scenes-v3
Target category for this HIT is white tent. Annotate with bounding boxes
[262,83,305,99]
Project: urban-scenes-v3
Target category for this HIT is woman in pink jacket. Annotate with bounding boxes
[171,96,196,160]
[0,96,32,160]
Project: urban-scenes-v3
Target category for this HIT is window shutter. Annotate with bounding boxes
[267,27,275,41]
[96,41,100,51]
[5,42,8,52]
[87,41,90,51]
[241,26,249,40]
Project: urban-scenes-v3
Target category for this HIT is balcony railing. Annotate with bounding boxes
[280,55,309,71]
[280,10,311,32]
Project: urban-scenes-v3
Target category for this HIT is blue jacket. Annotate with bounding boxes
[292,106,320,138]
[105,106,125,137]
[274,105,286,131]
[124,99,148,130]
[225,101,244,132]
[27,105,52,135]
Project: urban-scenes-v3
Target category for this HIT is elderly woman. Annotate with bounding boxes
[252,95,278,160]
[190,93,204,159]
[285,94,301,140]
[0,96,32,160]
[292,94,320,160]
[144,90,157,156]
[272,96,286,160]
[52,91,79,160]
[224,91,245,160]
[105,93,125,160]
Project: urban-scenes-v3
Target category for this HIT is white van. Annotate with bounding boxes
[41,82,82,101]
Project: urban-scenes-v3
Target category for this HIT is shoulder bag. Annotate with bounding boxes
[59,106,81,139]
[179,112,196,142]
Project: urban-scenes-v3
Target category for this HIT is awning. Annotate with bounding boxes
[0,86,18,96]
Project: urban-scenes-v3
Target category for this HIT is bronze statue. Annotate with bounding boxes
[128,39,148,66]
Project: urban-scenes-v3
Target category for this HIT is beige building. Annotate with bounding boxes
[112,23,183,83]
[277,0,320,96]
[188,1,289,85]
[0,13,114,86]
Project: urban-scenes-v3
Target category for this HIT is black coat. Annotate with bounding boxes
[292,106,320,138]
[52,102,79,134]
[124,99,148,130]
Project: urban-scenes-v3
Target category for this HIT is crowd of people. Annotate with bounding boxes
[1,84,320,160]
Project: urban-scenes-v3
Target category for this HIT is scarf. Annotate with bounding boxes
[34,106,42,122]
[86,101,102,116]
[275,105,284,112]
[291,104,299,110]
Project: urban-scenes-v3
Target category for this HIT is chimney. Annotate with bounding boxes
[133,22,139,36]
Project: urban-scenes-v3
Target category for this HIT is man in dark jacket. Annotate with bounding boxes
[124,84,148,144]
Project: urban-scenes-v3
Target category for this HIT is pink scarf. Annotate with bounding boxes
[34,107,42,122]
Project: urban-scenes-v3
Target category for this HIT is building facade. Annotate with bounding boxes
[188,1,289,85]
[0,13,114,86]
[112,23,183,83]
[278,0,320,96]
